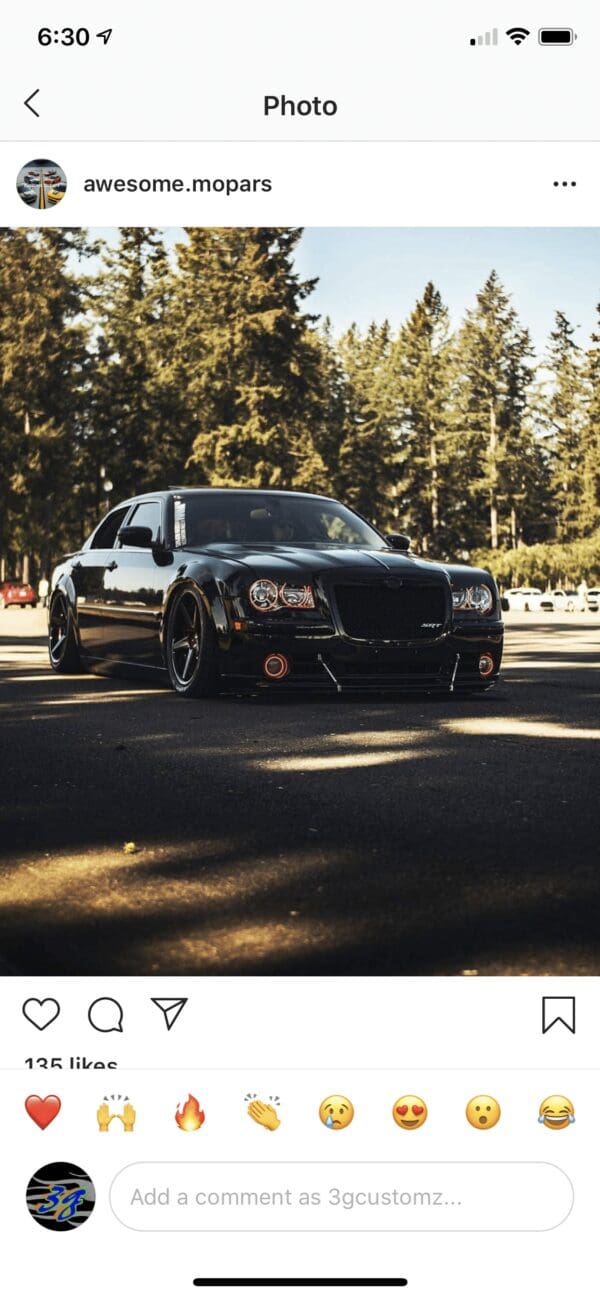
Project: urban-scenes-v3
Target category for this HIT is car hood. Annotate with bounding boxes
[182,544,451,580]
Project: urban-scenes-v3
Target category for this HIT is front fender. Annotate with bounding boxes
[161,571,229,655]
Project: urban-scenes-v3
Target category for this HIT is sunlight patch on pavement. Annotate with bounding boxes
[503,659,599,670]
[259,749,422,771]
[140,918,356,969]
[329,729,423,745]
[443,718,600,741]
[0,648,48,664]
[0,841,326,913]
[37,687,160,705]
[2,673,57,683]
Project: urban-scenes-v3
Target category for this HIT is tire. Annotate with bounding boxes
[567,601,574,613]
[524,602,530,612]
[48,592,85,673]
[166,585,218,698]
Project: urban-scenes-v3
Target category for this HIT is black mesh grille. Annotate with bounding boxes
[333,581,447,640]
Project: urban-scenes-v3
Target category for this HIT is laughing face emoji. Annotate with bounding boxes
[393,1095,428,1130]
[538,1096,575,1130]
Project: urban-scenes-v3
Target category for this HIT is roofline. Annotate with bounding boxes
[116,487,342,504]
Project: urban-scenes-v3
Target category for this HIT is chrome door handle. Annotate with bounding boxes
[106,561,118,572]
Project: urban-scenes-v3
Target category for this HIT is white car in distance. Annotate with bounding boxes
[539,588,587,613]
[504,587,543,612]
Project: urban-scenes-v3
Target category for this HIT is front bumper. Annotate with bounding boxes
[219,617,504,693]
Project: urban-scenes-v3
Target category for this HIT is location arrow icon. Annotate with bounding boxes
[24,89,40,118]
[151,997,188,1030]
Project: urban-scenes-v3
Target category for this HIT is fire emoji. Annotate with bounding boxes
[175,1094,205,1132]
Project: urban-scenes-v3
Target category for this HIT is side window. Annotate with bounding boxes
[89,506,130,550]
[120,500,161,547]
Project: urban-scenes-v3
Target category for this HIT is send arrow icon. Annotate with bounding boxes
[151,997,188,1030]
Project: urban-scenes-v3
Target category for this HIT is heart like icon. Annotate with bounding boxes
[22,998,60,1030]
[25,1094,61,1130]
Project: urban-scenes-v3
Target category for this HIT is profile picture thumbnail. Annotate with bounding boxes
[16,158,67,210]
[26,1161,95,1231]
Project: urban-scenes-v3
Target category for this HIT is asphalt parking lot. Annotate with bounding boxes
[0,606,598,976]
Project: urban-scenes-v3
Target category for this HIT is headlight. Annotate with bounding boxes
[249,579,279,611]
[452,584,494,614]
[248,579,316,612]
[469,584,494,613]
[280,584,315,609]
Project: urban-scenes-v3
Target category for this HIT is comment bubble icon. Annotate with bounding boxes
[88,997,124,1033]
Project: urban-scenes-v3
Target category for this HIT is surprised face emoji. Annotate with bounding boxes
[465,1095,501,1130]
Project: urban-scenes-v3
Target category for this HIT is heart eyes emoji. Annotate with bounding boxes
[392,1095,428,1129]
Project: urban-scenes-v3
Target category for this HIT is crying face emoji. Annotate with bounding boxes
[538,1096,575,1130]
[318,1095,354,1129]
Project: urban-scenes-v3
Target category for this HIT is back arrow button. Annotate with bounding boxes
[24,89,40,117]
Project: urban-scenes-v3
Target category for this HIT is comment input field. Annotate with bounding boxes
[110,1162,573,1232]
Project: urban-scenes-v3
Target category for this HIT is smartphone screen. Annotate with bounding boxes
[0,4,597,1295]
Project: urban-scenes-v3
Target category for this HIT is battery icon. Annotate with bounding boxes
[538,28,576,45]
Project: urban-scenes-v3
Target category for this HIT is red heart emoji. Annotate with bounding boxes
[396,1105,409,1116]
[412,1105,424,1115]
[25,1094,61,1130]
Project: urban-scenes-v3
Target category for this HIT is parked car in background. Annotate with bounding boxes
[539,588,587,613]
[586,588,600,612]
[503,587,543,612]
[0,579,38,609]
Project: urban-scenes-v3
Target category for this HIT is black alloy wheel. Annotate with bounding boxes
[48,592,84,673]
[166,586,218,698]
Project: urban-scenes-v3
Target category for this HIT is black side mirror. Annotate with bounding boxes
[386,532,411,552]
[118,525,153,548]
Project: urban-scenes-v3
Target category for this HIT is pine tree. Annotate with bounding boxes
[391,283,454,552]
[543,311,586,540]
[580,305,600,536]
[0,227,92,577]
[304,318,348,498]
[177,228,325,488]
[450,271,536,549]
[335,321,398,526]
[90,228,175,508]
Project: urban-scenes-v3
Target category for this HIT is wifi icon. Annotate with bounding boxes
[506,26,530,45]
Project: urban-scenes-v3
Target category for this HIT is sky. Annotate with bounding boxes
[92,227,600,360]
[293,228,600,358]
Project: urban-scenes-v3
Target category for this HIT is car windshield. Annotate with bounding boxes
[175,492,386,549]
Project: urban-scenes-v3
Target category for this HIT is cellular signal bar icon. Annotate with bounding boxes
[470,29,498,46]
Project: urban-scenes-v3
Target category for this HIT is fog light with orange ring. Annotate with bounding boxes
[263,652,290,680]
[478,653,495,678]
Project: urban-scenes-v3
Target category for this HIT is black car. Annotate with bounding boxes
[48,489,503,696]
